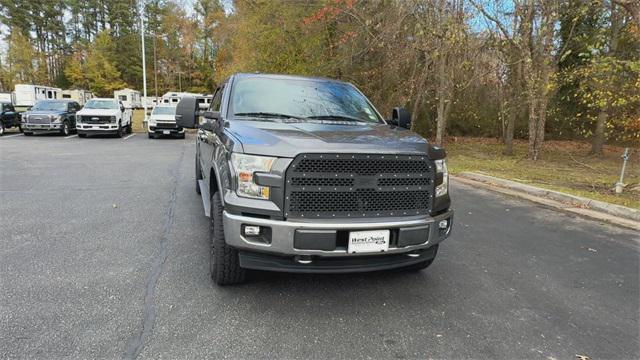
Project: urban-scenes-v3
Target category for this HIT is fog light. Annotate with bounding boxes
[438,220,448,230]
[244,225,261,236]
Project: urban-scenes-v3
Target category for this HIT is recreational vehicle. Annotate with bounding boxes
[114,88,142,109]
[13,84,62,108]
[0,92,11,103]
[61,89,93,105]
[160,91,201,105]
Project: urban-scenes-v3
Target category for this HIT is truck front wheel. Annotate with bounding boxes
[116,123,123,138]
[210,191,246,285]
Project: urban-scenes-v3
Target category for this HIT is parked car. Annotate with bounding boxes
[21,100,80,136]
[0,101,21,136]
[147,104,185,139]
[75,98,132,138]
[175,73,453,285]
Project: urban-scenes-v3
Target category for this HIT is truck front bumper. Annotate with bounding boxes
[22,123,61,132]
[76,124,119,134]
[223,210,453,273]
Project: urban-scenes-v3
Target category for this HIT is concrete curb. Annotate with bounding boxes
[453,172,640,231]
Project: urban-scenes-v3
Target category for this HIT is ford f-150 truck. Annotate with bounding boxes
[21,99,81,136]
[75,98,132,138]
[176,73,453,285]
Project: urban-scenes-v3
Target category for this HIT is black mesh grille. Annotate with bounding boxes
[284,153,434,219]
[293,158,429,175]
[290,177,354,187]
[377,177,430,187]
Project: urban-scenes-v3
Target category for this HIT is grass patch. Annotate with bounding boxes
[445,137,640,209]
[132,109,147,133]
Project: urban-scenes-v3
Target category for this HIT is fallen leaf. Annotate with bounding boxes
[576,355,591,360]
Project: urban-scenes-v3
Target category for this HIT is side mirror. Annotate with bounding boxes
[203,111,220,122]
[391,107,411,129]
[120,106,125,112]
[175,96,199,129]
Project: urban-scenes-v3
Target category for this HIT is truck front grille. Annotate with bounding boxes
[26,115,50,124]
[284,153,435,219]
[81,115,111,124]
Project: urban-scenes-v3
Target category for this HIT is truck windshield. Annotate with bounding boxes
[31,101,67,111]
[84,100,118,109]
[152,106,176,115]
[231,77,381,123]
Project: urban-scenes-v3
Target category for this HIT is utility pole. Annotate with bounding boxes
[140,1,148,123]
[153,34,158,101]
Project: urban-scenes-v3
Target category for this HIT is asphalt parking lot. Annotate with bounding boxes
[1,131,638,359]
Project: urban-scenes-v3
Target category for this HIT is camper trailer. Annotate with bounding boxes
[114,88,142,109]
[61,89,93,105]
[0,92,11,103]
[142,96,158,108]
[13,84,62,108]
[160,91,201,105]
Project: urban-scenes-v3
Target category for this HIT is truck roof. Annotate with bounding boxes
[234,72,349,85]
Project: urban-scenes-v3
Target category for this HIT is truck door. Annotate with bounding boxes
[199,86,224,186]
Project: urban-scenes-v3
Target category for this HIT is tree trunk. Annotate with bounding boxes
[590,110,608,156]
[435,55,448,146]
[503,109,515,155]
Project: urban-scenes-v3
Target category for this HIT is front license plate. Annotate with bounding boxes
[163,130,171,135]
[348,230,390,254]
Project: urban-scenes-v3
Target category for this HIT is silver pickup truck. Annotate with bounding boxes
[176,73,453,285]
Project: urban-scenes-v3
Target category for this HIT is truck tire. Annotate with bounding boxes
[148,132,155,139]
[116,123,124,138]
[126,124,132,134]
[404,245,438,272]
[177,132,186,139]
[195,158,202,195]
[210,191,246,285]
[60,121,70,136]
[0,122,4,136]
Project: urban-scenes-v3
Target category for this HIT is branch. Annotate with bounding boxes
[468,0,518,48]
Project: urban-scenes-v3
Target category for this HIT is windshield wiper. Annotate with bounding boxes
[306,115,369,122]
[234,112,306,121]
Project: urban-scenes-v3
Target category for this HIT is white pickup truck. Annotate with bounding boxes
[75,98,132,138]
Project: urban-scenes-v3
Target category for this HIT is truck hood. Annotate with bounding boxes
[149,114,175,122]
[24,110,66,116]
[77,109,120,116]
[226,120,432,158]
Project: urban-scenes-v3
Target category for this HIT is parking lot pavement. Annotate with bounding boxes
[1,132,638,359]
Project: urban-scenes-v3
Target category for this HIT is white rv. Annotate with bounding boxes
[13,84,62,108]
[114,88,142,109]
[161,91,201,105]
[62,89,93,105]
[142,96,158,108]
[0,92,11,103]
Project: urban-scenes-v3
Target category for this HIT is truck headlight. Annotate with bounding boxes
[51,115,61,123]
[110,116,117,123]
[76,115,81,123]
[435,159,448,197]
[231,153,276,199]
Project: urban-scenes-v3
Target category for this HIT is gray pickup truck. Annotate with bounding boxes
[176,73,453,285]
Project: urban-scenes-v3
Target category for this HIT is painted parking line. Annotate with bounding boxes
[123,134,135,140]
[65,134,78,139]
[1,133,23,139]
